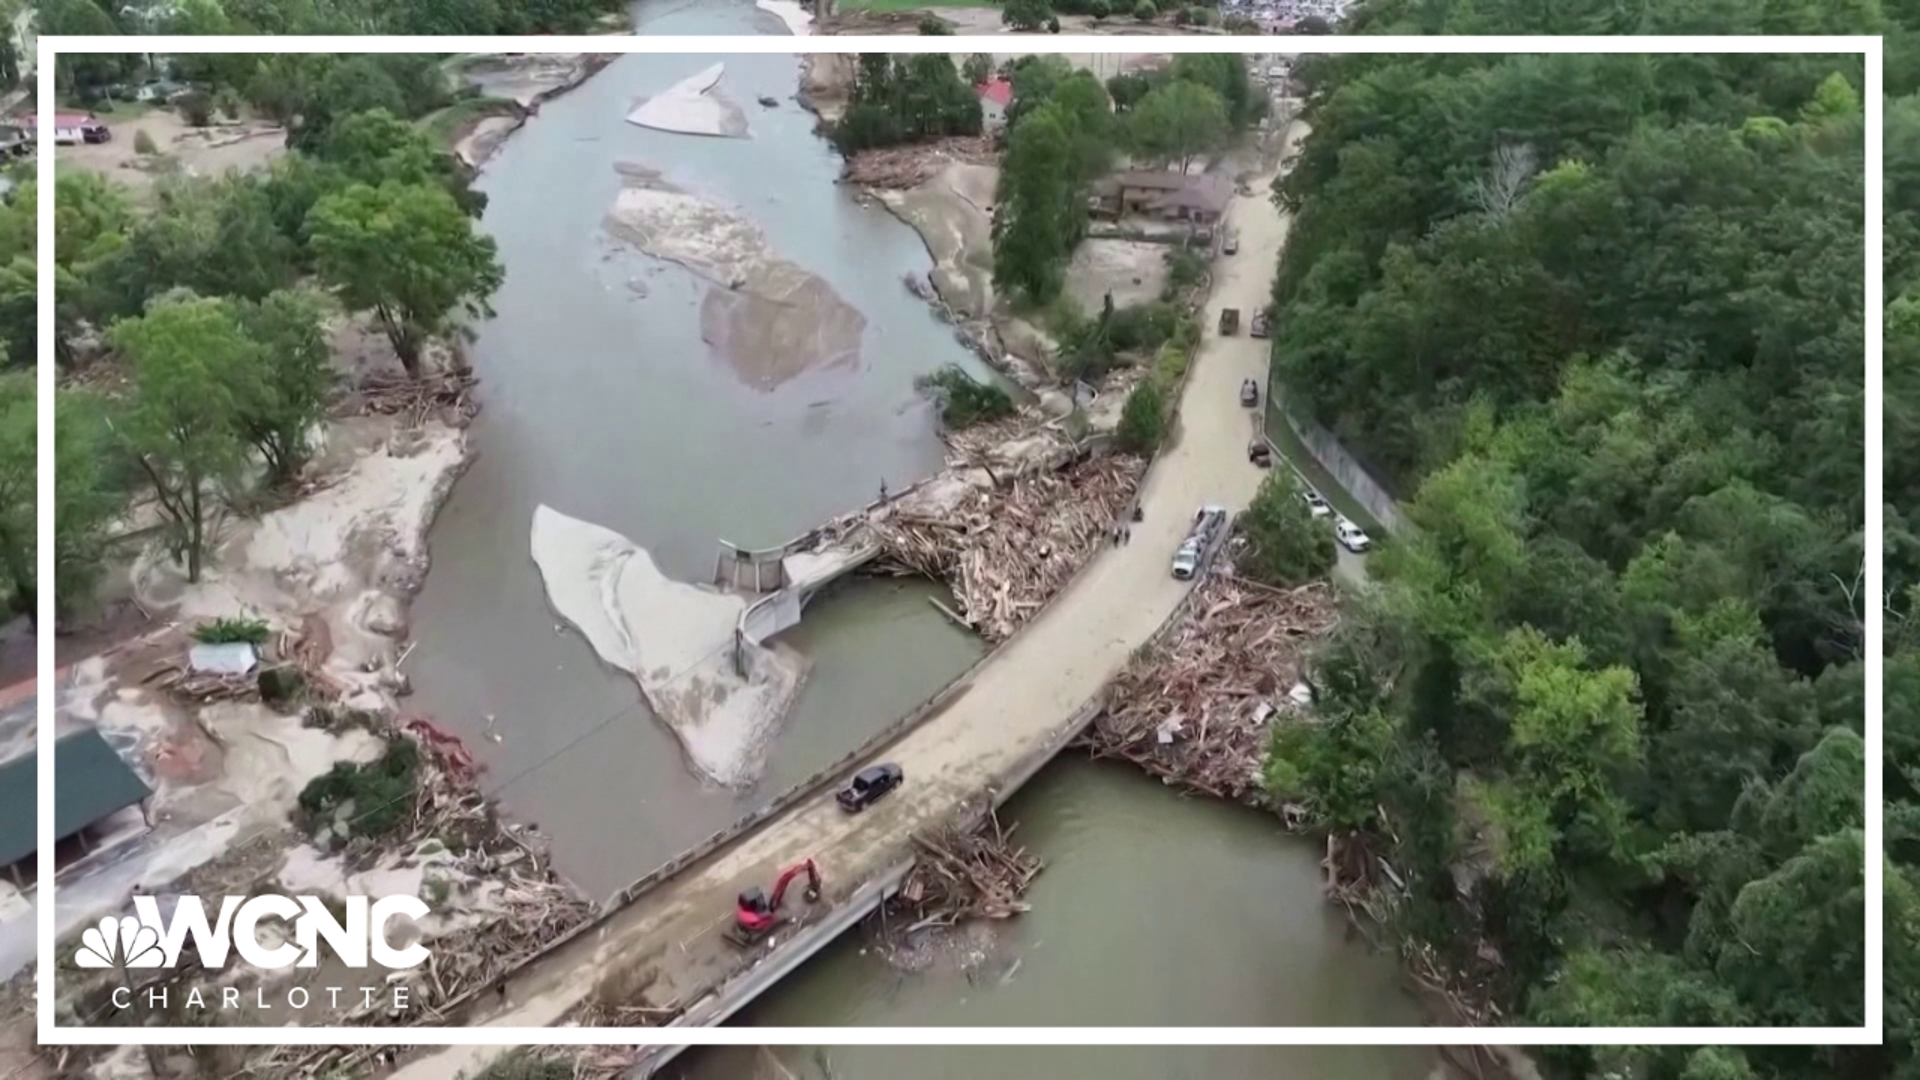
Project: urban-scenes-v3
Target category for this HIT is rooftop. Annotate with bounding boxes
[0,724,152,867]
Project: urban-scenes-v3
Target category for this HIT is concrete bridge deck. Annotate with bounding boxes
[385,157,1298,1080]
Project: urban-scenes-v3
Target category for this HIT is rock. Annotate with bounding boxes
[364,595,408,637]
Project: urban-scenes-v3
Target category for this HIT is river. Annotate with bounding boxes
[410,45,1432,1069]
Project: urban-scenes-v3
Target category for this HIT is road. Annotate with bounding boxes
[386,137,1307,1077]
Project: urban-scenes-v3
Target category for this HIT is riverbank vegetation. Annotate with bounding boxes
[832,54,982,152]
[51,55,502,621]
[43,0,621,99]
[1261,21,1869,1078]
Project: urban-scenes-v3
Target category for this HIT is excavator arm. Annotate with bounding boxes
[767,858,821,910]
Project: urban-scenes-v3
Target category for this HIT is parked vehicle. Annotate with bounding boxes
[1223,232,1239,255]
[1302,491,1332,518]
[1219,308,1240,336]
[837,763,904,812]
[1250,311,1270,339]
[1248,440,1272,467]
[1240,379,1259,407]
[1334,517,1372,554]
[1171,540,1202,580]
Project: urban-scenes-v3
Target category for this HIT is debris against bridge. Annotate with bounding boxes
[1081,574,1339,803]
[867,451,1142,644]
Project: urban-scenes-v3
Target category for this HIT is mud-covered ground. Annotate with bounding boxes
[56,108,284,199]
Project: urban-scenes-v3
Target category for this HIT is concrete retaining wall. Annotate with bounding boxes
[1278,407,1406,536]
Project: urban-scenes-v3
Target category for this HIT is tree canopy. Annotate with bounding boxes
[1260,15,1869,1078]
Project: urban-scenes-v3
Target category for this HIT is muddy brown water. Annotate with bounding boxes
[409,47,1428,1050]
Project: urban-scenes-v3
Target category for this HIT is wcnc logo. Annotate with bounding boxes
[74,895,432,971]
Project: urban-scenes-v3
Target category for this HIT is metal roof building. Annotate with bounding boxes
[0,723,152,873]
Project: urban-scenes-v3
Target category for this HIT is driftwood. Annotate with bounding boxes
[892,811,1043,928]
[1080,573,1339,803]
[843,134,997,189]
[352,370,481,428]
[867,453,1141,644]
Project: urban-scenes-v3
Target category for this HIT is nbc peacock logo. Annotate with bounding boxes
[74,915,166,970]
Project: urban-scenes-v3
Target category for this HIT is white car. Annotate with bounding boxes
[1334,517,1371,554]
[1171,540,1202,580]
[1302,491,1332,519]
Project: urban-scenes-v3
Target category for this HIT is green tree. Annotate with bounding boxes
[1125,80,1229,174]
[53,389,122,625]
[229,289,335,488]
[0,374,33,622]
[963,54,994,87]
[1003,0,1053,30]
[1237,468,1336,587]
[1114,378,1167,452]
[307,181,505,378]
[914,364,1014,429]
[992,105,1080,305]
[110,297,255,583]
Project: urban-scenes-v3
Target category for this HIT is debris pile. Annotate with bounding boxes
[352,368,482,427]
[893,811,1043,930]
[203,718,591,1079]
[1082,574,1340,804]
[867,453,1141,643]
[843,135,997,189]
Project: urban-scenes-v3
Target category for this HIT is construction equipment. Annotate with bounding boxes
[725,858,822,946]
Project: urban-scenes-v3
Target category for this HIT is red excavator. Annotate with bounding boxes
[725,858,822,947]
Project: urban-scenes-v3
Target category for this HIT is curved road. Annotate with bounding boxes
[390,134,1305,1079]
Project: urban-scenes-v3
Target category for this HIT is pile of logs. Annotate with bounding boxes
[354,369,481,428]
[1081,574,1339,804]
[867,454,1141,644]
[843,134,997,189]
[228,721,591,1079]
[891,811,1044,930]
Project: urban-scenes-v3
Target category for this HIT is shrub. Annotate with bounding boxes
[1089,0,1111,15]
[1134,0,1158,19]
[1237,468,1336,586]
[1116,378,1168,452]
[916,363,1016,428]
[298,738,421,843]
[194,617,271,645]
[178,91,213,127]
[917,15,952,33]
[131,129,157,155]
[1163,247,1208,296]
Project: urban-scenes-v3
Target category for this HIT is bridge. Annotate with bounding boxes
[384,162,1297,1080]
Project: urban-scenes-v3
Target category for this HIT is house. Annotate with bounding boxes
[0,706,153,888]
[20,112,111,146]
[976,78,1012,128]
[1094,171,1236,225]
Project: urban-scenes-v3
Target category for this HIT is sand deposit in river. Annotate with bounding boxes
[605,165,866,390]
[627,62,749,138]
[529,505,808,787]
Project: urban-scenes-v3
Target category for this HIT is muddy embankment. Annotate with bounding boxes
[25,345,589,1063]
[795,57,1079,417]
[447,54,620,171]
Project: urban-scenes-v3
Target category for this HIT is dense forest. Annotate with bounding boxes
[1259,3,1879,1078]
[39,0,622,81]
[47,54,501,626]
